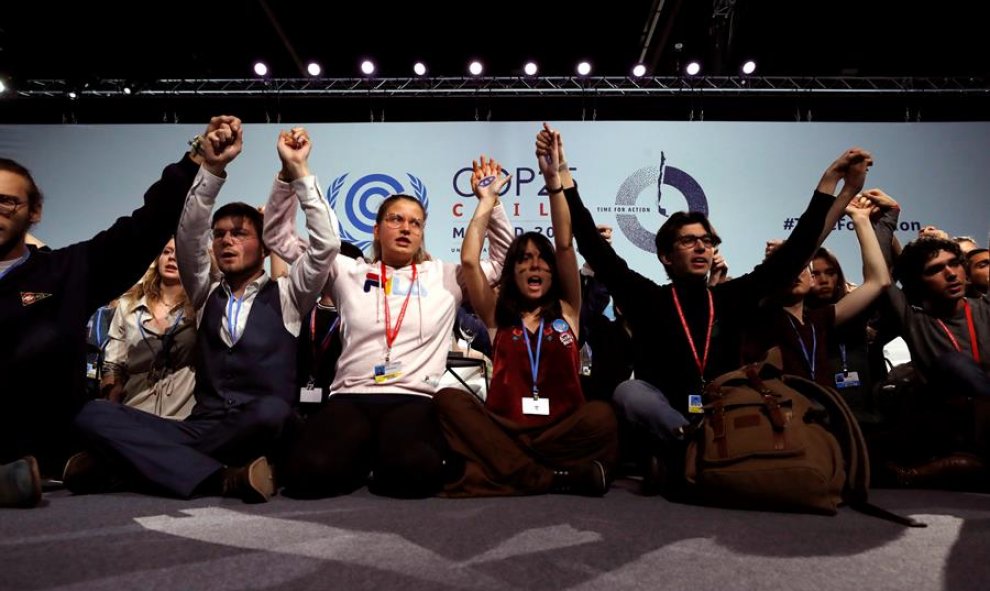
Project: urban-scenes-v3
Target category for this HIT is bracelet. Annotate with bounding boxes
[546,185,564,194]
[188,134,205,155]
[557,161,569,172]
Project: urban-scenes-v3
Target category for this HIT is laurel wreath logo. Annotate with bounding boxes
[328,173,429,252]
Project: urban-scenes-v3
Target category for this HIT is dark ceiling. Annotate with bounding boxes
[1,1,987,122]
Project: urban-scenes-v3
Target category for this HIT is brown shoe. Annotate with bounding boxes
[0,456,42,508]
[888,452,988,489]
[63,452,124,495]
[222,457,275,503]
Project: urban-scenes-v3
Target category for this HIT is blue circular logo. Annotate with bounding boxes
[615,160,708,254]
[328,173,430,251]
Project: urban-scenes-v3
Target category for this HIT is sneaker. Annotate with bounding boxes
[0,456,42,508]
[550,460,608,497]
[63,451,124,495]
[222,457,275,503]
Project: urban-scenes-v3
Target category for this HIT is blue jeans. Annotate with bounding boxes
[612,379,689,442]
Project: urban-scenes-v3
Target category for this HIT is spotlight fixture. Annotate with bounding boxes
[524,62,538,76]
[632,64,647,77]
[122,84,132,95]
[0,78,7,95]
[253,62,269,77]
[685,61,701,76]
[360,60,376,75]
[413,62,427,76]
[576,61,592,76]
[307,62,322,77]
[741,60,757,75]
[67,90,78,100]
[468,61,483,76]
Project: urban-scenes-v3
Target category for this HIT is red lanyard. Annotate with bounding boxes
[381,261,417,362]
[671,286,715,382]
[936,300,981,363]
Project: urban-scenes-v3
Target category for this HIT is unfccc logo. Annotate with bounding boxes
[328,173,430,251]
[615,152,708,254]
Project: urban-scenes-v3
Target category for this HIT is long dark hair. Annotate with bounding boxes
[494,232,563,329]
[809,247,849,306]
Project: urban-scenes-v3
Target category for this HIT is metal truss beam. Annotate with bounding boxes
[12,76,989,99]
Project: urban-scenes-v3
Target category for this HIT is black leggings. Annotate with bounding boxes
[282,394,447,499]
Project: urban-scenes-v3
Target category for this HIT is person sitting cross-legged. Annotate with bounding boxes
[67,125,339,502]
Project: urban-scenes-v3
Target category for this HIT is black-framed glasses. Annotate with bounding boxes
[382,213,424,233]
[0,194,26,216]
[674,234,719,250]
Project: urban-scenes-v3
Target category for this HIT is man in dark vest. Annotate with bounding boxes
[68,126,339,502]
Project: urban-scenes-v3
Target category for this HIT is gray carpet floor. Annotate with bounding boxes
[2,481,988,591]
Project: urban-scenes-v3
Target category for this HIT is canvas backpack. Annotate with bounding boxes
[683,351,923,525]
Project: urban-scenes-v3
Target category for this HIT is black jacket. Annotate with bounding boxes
[0,154,199,474]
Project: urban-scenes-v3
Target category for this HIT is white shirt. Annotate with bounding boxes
[175,166,340,345]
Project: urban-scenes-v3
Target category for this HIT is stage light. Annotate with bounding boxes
[524,62,538,76]
[122,85,132,95]
[741,60,757,75]
[632,64,647,77]
[67,90,78,100]
[253,62,269,77]
[361,60,376,75]
[413,62,427,76]
[685,61,701,76]
[0,79,7,95]
[307,62,322,76]
[468,61,483,76]
[576,61,592,76]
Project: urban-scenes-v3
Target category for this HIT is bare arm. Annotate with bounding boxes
[536,123,581,333]
[835,198,891,325]
[461,156,509,328]
[816,147,874,248]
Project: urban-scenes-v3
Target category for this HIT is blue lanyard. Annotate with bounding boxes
[786,314,816,380]
[310,308,341,360]
[522,318,545,399]
[0,250,30,281]
[226,294,245,341]
[95,307,106,346]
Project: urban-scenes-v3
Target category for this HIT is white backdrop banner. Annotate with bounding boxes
[2,121,988,284]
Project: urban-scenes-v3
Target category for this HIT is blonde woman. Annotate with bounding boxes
[102,238,197,418]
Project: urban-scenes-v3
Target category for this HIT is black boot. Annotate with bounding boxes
[550,461,608,497]
[0,456,42,508]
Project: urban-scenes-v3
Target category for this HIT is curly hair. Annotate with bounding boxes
[893,237,962,303]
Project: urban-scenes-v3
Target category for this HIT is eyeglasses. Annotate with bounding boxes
[674,234,719,250]
[211,228,258,243]
[382,213,425,233]
[0,194,26,216]
[922,258,964,277]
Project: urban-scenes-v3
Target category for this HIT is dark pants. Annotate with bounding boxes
[74,396,294,498]
[931,352,990,457]
[281,393,446,499]
[435,389,618,497]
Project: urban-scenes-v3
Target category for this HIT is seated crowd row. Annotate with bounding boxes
[1,116,987,509]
